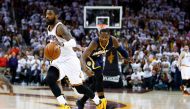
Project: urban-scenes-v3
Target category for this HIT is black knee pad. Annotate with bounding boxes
[46,66,59,84]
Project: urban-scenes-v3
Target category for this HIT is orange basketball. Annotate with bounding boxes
[44,42,61,61]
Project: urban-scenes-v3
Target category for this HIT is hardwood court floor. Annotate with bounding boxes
[0,85,190,109]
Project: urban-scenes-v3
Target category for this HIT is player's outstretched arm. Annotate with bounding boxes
[112,36,128,59]
[81,41,97,77]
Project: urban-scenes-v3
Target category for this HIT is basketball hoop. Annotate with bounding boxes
[96,24,108,32]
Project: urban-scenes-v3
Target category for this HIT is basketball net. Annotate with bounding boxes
[96,24,108,32]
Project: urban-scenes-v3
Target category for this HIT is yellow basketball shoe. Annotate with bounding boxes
[96,99,104,109]
[102,98,107,109]
[59,104,71,109]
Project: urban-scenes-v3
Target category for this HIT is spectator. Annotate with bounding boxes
[142,60,153,90]
[40,63,47,85]
[161,56,172,89]
[170,56,179,90]
[0,53,9,74]
[121,59,133,88]
[9,46,20,56]
[21,64,31,85]
[130,67,143,91]
[29,55,41,85]
[0,54,8,67]
[8,52,18,84]
[17,54,27,84]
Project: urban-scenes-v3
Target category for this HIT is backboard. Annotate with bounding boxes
[84,6,122,29]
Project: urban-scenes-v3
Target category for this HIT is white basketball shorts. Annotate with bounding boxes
[181,66,190,80]
[50,56,84,85]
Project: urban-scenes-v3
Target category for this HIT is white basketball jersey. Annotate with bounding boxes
[47,22,76,58]
[181,52,190,66]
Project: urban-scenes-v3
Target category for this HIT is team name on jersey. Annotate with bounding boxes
[47,35,59,42]
[48,35,56,39]
[92,50,109,56]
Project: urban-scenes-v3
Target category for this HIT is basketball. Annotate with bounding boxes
[44,42,61,61]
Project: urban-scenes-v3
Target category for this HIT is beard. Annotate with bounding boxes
[46,18,55,25]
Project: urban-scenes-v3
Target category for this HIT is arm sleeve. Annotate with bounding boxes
[116,46,128,59]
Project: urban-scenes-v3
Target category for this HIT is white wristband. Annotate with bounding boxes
[64,39,76,47]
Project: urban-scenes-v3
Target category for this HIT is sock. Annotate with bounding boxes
[57,95,67,105]
[187,88,190,93]
[184,86,187,91]
[92,95,100,105]
[99,95,105,99]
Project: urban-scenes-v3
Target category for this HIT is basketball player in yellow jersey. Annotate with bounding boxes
[45,7,104,109]
[178,45,190,95]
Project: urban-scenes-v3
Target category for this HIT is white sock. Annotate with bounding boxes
[187,88,190,93]
[92,95,100,105]
[57,95,67,105]
[184,86,187,91]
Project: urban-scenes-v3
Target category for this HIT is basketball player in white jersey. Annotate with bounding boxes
[45,7,104,109]
[178,45,190,95]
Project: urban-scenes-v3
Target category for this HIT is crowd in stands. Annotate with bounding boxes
[0,0,190,90]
